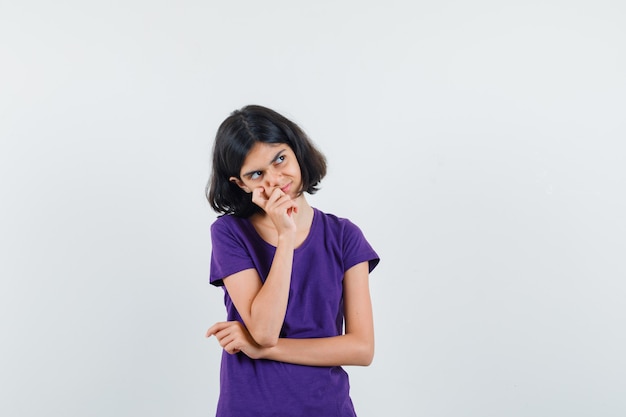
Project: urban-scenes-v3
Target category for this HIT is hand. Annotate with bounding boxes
[252,187,298,233]
[206,321,265,359]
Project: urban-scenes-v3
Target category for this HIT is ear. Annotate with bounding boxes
[230,176,251,193]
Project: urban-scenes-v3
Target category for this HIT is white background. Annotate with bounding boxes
[1,1,625,416]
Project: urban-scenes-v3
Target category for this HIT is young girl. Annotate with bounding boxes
[205,105,379,417]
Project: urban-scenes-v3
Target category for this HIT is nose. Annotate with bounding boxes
[264,168,282,187]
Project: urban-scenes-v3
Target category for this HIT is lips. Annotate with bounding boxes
[280,182,291,194]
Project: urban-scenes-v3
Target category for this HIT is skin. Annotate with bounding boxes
[206,142,375,366]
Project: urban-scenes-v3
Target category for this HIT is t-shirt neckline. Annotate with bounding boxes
[244,207,318,252]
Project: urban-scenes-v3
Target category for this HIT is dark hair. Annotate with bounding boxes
[206,105,327,217]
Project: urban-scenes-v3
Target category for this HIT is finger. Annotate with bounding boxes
[266,187,285,204]
[206,322,231,337]
[213,326,237,343]
[251,187,268,208]
[217,332,236,349]
[224,340,241,355]
[205,323,221,337]
[205,321,232,337]
[269,192,298,213]
[274,196,298,215]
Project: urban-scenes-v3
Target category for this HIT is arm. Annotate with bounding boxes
[207,261,375,366]
[221,187,297,347]
[221,234,294,347]
[261,261,374,366]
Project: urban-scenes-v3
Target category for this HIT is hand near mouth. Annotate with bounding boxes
[252,186,299,234]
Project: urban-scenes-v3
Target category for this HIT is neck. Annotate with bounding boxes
[293,198,313,229]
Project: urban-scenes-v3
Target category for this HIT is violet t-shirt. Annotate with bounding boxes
[209,207,379,417]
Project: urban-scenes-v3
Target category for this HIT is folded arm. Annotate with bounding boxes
[207,261,374,367]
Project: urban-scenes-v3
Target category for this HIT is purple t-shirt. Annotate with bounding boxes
[209,207,379,417]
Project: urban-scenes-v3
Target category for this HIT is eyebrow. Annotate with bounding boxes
[242,148,287,178]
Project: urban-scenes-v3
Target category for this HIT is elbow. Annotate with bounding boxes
[251,331,279,348]
[257,338,278,348]
[361,347,374,366]
[245,319,280,348]
[354,341,375,366]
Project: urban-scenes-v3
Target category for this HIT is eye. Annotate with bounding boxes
[250,171,263,180]
[275,155,286,164]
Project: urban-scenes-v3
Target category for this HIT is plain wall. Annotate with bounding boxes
[1,1,625,416]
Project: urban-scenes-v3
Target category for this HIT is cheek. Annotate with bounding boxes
[288,160,301,173]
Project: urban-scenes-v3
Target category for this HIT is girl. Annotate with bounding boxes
[205,105,379,417]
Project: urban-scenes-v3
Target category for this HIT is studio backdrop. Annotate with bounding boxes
[1,1,625,416]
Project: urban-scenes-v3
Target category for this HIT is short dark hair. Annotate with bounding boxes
[206,105,327,217]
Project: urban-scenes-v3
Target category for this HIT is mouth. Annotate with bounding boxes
[280,183,291,194]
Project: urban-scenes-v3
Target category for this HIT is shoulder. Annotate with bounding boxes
[312,208,372,249]
[210,214,250,241]
[211,213,247,229]
[313,208,380,272]
[314,208,364,235]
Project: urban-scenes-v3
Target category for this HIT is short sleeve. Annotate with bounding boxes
[209,217,255,287]
[341,220,380,273]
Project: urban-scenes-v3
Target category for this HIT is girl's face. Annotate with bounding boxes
[230,142,302,199]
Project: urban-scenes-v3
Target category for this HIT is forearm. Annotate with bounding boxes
[248,235,295,345]
[258,334,374,367]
